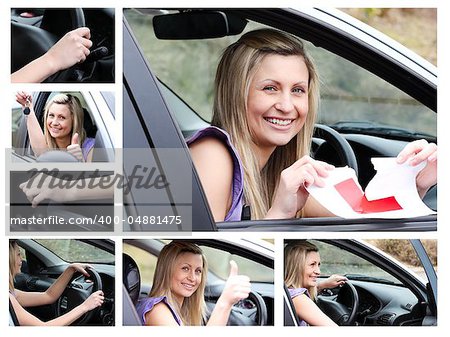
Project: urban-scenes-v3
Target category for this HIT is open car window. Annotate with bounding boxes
[124,9,436,140]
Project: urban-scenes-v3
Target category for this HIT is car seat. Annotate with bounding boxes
[123,253,141,304]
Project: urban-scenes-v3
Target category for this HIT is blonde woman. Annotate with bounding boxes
[9,240,104,326]
[136,240,251,326]
[188,28,437,221]
[16,91,95,162]
[284,240,346,326]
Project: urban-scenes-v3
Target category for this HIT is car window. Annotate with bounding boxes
[35,239,114,264]
[123,241,273,285]
[201,245,273,283]
[124,9,436,138]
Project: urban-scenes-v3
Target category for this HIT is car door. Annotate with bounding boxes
[283,239,437,326]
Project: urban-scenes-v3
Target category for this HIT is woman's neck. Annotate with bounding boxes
[251,143,276,170]
[172,294,184,308]
[54,136,71,149]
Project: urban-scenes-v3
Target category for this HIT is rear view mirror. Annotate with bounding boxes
[153,11,247,39]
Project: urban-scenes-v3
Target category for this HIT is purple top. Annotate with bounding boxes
[81,137,95,161]
[288,287,311,326]
[136,296,182,326]
[186,126,244,221]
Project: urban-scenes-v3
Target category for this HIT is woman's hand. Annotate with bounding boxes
[318,274,347,291]
[82,290,104,312]
[397,139,437,198]
[267,156,334,219]
[66,133,84,162]
[16,91,32,107]
[218,261,251,307]
[19,173,71,208]
[68,263,94,277]
[44,27,93,73]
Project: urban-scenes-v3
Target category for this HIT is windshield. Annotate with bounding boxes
[35,239,115,264]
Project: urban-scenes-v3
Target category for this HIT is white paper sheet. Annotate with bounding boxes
[306,157,436,219]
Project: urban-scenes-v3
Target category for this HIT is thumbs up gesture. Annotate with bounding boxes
[67,132,84,161]
[219,261,251,307]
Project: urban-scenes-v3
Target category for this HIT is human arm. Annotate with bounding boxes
[317,275,347,292]
[143,302,180,326]
[16,91,48,156]
[265,156,335,219]
[14,263,92,307]
[292,293,337,326]
[396,139,437,198]
[11,27,92,83]
[189,137,234,221]
[20,173,114,208]
[10,290,103,326]
[206,261,251,326]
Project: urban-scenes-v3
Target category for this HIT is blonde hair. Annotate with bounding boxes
[43,93,86,149]
[284,241,319,300]
[9,240,18,292]
[149,241,208,326]
[212,29,319,219]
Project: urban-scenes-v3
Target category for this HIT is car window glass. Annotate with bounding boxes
[311,240,402,285]
[124,9,435,138]
[363,239,436,283]
[201,245,273,283]
[35,239,114,264]
[123,242,273,285]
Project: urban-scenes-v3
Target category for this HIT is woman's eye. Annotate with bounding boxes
[195,269,202,275]
[263,86,277,92]
[182,266,189,271]
[292,87,305,94]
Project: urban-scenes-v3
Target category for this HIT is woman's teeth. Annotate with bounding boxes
[265,118,293,126]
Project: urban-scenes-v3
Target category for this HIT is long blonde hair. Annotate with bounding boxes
[212,29,319,219]
[284,241,319,300]
[43,93,86,149]
[9,240,18,292]
[149,240,208,325]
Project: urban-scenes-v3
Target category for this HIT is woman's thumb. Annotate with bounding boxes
[228,260,238,278]
[71,132,79,145]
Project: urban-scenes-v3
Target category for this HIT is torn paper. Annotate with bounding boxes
[306,157,436,219]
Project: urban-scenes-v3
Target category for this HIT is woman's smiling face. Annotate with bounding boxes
[302,251,321,288]
[170,252,203,305]
[46,103,73,142]
[13,244,22,276]
[246,54,309,155]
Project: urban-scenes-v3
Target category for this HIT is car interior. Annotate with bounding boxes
[13,239,115,326]
[11,8,115,83]
[122,239,274,326]
[284,240,436,326]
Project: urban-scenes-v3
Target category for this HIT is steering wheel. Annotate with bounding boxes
[313,124,359,176]
[248,290,268,326]
[56,267,102,325]
[338,281,359,326]
[11,8,85,82]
